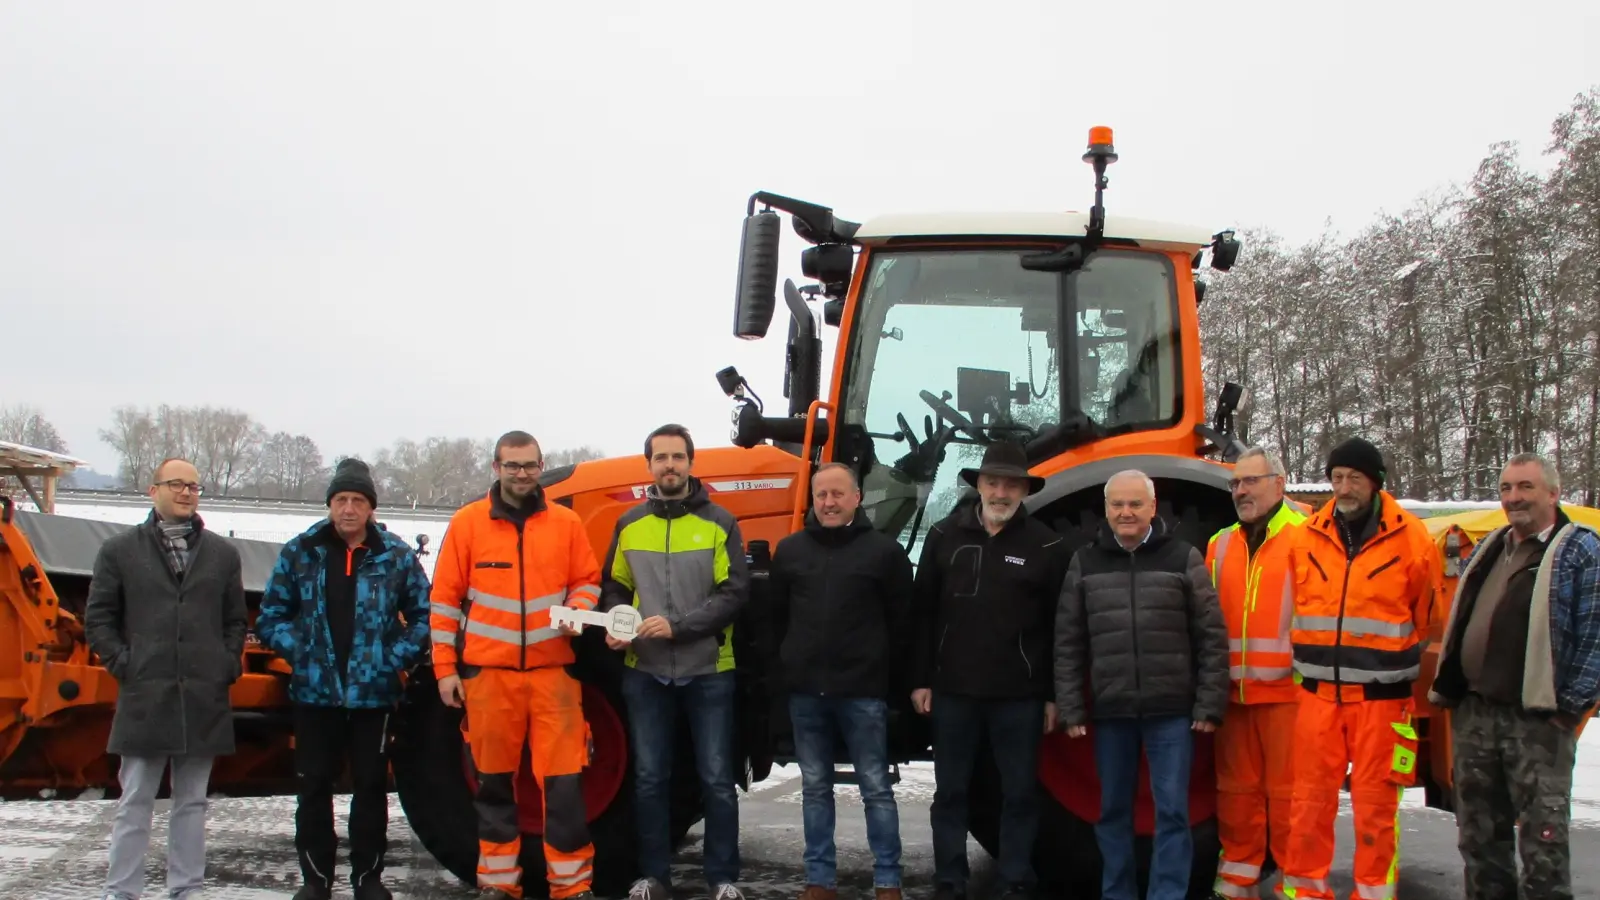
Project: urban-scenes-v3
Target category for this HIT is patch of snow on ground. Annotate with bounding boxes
[1574,723,1600,823]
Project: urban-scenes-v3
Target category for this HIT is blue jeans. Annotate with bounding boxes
[789,693,903,889]
[1093,715,1194,900]
[929,692,1043,891]
[620,668,740,889]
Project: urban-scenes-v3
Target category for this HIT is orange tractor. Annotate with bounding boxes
[1,127,1406,900]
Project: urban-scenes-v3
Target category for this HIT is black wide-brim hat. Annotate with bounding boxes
[959,440,1045,495]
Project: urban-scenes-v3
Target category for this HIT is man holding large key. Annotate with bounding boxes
[429,430,605,900]
[599,423,752,900]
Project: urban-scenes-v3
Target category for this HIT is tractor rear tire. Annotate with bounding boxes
[966,735,1221,900]
[391,651,702,898]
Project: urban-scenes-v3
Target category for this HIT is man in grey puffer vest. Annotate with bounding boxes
[1054,469,1228,900]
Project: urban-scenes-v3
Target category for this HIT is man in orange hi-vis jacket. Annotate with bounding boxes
[1205,447,1309,899]
[1279,437,1440,900]
[430,430,603,900]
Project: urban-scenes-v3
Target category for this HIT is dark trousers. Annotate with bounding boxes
[1093,715,1194,900]
[929,691,1043,891]
[789,693,902,889]
[619,667,740,890]
[293,704,392,889]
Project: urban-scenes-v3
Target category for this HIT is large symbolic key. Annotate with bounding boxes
[549,604,642,642]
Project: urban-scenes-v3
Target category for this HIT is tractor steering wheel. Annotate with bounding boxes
[920,390,985,442]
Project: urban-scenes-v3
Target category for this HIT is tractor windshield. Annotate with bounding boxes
[836,246,1181,549]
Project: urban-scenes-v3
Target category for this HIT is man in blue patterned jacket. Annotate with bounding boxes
[257,458,432,900]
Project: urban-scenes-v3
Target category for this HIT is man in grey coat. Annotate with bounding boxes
[85,457,249,900]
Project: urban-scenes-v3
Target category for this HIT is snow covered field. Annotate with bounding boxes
[26,497,454,580]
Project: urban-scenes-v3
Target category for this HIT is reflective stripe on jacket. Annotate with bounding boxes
[428,485,602,679]
[1288,490,1440,702]
[1206,499,1309,704]
[599,477,749,680]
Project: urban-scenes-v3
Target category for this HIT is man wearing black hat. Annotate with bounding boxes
[909,441,1070,900]
[256,457,434,900]
[1278,437,1442,900]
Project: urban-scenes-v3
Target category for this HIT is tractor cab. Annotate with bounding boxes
[717,127,1249,555]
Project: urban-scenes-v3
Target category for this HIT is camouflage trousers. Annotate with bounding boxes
[1450,692,1579,900]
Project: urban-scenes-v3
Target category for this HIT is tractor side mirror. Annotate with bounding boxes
[734,209,783,339]
[1210,230,1242,272]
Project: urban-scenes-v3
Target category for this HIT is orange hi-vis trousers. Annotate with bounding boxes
[461,665,595,899]
[1215,700,1299,897]
[1279,694,1418,900]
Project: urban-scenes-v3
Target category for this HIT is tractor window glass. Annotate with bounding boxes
[1073,251,1180,429]
[837,247,1179,550]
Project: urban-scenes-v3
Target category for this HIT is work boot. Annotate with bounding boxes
[352,875,394,900]
[997,886,1033,900]
[799,887,838,900]
[874,888,903,900]
[475,888,516,900]
[291,881,333,900]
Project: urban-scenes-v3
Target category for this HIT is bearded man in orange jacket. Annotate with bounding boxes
[1279,437,1441,900]
[430,430,603,900]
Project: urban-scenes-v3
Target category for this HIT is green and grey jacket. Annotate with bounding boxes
[598,477,750,679]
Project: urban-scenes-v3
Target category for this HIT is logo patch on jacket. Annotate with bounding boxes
[1005,555,1027,566]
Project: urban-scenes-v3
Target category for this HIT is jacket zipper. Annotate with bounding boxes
[821,544,833,694]
[1367,555,1401,579]
[1128,545,1142,713]
[1018,634,1032,681]
[1240,536,1261,703]
[517,524,528,671]
[665,513,676,678]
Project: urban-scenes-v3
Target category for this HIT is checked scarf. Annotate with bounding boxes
[152,512,198,578]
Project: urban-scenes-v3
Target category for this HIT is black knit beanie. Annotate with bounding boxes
[1325,437,1386,489]
[327,458,379,508]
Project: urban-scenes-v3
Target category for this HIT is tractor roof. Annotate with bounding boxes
[852,211,1216,252]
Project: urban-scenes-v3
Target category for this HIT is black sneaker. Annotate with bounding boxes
[291,882,333,900]
[629,878,670,900]
[931,885,966,900]
[998,885,1034,900]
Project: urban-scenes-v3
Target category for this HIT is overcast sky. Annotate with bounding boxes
[2,1,1595,474]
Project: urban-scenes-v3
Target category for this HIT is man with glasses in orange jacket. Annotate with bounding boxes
[1205,447,1309,899]
[430,430,603,900]
[1278,437,1441,900]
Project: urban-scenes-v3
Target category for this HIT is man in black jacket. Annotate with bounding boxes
[1054,468,1229,900]
[770,462,915,900]
[909,442,1068,900]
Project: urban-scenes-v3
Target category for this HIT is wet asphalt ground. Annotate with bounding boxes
[0,762,1595,899]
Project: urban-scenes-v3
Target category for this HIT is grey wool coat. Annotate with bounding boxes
[84,513,249,758]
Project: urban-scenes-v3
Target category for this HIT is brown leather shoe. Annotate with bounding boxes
[875,889,904,900]
[799,887,838,900]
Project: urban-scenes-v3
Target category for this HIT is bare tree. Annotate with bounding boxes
[99,406,164,489]
[545,445,607,468]
[0,404,70,454]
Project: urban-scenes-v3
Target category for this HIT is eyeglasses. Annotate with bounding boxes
[1228,474,1278,491]
[157,480,205,495]
[499,461,544,474]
